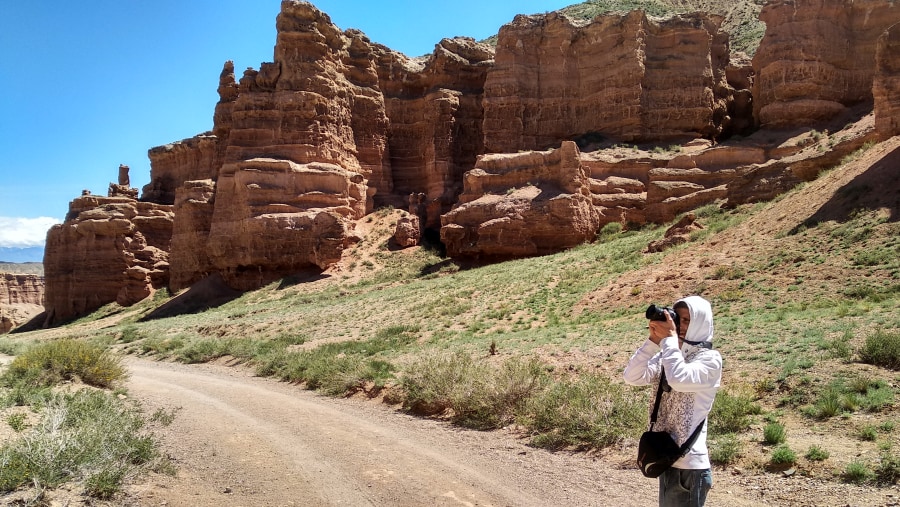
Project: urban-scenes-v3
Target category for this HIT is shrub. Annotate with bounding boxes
[875,452,900,485]
[522,374,645,450]
[709,389,761,435]
[763,422,786,444]
[710,433,742,465]
[0,390,164,497]
[770,444,796,465]
[844,461,875,484]
[859,425,878,441]
[401,353,547,430]
[805,445,829,461]
[859,330,900,370]
[3,339,126,389]
[5,413,27,432]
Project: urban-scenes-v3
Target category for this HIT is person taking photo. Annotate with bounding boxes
[624,295,722,507]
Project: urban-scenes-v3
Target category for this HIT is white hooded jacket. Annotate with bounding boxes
[623,295,722,469]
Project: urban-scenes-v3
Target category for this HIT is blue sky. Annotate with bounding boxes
[0,0,574,256]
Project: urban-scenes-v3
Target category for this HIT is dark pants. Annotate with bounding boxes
[658,467,712,507]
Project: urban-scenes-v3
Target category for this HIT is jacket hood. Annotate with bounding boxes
[677,295,714,345]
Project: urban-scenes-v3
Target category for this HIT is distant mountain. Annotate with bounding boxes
[0,247,44,264]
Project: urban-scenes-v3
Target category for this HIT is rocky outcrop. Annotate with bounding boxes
[645,213,703,253]
[377,37,494,228]
[143,135,219,205]
[753,0,900,128]
[440,141,599,258]
[206,159,362,289]
[168,180,216,292]
[43,0,900,324]
[874,22,900,137]
[483,11,734,152]
[0,273,44,333]
[393,214,421,248]
[43,195,173,325]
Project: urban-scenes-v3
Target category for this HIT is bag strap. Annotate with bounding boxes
[679,417,706,457]
[649,369,667,427]
[650,369,707,457]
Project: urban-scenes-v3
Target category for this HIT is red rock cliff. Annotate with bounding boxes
[753,0,900,128]
[43,194,173,325]
[483,11,734,152]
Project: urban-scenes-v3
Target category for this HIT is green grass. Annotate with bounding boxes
[521,373,645,450]
[859,330,900,370]
[0,389,171,498]
[2,339,126,389]
[763,421,786,445]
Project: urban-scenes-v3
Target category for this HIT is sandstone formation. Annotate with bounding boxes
[43,194,173,325]
[874,22,900,137]
[393,214,421,248]
[42,0,900,325]
[645,213,703,253]
[753,0,900,128]
[0,273,44,333]
[440,141,599,258]
[483,11,737,152]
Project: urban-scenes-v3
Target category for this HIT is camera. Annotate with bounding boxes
[645,304,680,330]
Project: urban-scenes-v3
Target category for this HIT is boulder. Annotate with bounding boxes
[393,214,421,248]
[645,213,704,253]
[440,141,599,258]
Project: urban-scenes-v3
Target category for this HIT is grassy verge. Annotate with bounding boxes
[0,339,173,500]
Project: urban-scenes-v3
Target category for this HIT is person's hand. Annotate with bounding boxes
[648,311,677,345]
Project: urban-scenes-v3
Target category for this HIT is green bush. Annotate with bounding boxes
[0,390,164,496]
[709,389,761,435]
[522,374,645,450]
[710,433,742,465]
[859,425,878,441]
[805,445,829,461]
[875,452,900,485]
[401,353,547,430]
[5,413,27,432]
[2,339,126,389]
[763,421,786,445]
[859,330,900,370]
[770,444,796,465]
[844,460,875,484]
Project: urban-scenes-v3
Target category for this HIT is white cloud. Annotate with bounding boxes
[0,217,61,248]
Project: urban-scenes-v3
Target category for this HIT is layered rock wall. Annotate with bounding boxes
[440,141,600,258]
[753,0,900,128]
[874,22,900,137]
[483,11,734,152]
[43,195,173,325]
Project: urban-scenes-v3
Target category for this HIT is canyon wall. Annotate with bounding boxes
[0,273,44,333]
[483,11,737,152]
[753,0,900,128]
[874,22,900,137]
[42,0,900,324]
[43,194,173,325]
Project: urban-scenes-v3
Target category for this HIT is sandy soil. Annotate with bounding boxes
[116,358,899,507]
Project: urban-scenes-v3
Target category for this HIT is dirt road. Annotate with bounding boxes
[123,359,777,507]
[126,358,900,507]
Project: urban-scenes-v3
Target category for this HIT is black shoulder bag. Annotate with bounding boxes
[636,370,706,478]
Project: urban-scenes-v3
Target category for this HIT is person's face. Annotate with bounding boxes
[676,307,691,341]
